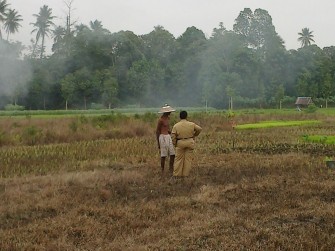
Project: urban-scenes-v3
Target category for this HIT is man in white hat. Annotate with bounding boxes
[156,104,176,174]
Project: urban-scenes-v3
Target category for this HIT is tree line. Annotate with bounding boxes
[1,1,335,110]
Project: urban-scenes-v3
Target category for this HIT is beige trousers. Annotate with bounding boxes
[173,139,195,177]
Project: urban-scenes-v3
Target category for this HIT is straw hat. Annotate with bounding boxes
[158,104,176,113]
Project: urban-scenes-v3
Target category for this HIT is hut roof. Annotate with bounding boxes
[295,97,313,106]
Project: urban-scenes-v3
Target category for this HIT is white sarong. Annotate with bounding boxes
[159,134,175,157]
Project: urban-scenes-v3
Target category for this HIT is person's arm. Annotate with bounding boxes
[194,124,202,137]
[156,120,162,148]
[171,125,177,146]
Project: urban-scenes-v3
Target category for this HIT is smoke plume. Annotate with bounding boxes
[0,40,32,108]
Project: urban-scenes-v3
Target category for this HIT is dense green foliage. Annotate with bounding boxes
[1,5,335,110]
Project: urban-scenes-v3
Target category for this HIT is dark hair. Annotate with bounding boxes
[180,110,187,119]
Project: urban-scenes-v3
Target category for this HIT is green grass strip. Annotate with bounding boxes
[302,135,335,144]
[236,120,320,130]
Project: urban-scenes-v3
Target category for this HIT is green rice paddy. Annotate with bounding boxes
[235,120,320,130]
[302,135,335,145]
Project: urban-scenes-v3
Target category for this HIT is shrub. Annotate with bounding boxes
[90,103,105,110]
[4,104,25,111]
[69,121,78,133]
[0,130,9,146]
[21,125,43,145]
[138,112,156,123]
[92,113,128,129]
[78,115,88,124]
[305,104,318,113]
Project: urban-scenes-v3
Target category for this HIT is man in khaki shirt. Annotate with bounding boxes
[171,110,202,177]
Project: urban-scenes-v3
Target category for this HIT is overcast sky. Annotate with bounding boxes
[7,0,335,51]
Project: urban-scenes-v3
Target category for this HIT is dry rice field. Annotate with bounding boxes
[0,112,334,250]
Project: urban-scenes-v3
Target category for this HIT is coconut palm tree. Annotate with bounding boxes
[31,5,55,58]
[0,0,9,39]
[89,20,103,31]
[4,8,22,40]
[53,25,65,43]
[51,25,65,52]
[298,28,315,48]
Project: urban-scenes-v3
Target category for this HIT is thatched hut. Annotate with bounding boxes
[295,97,313,110]
[295,97,313,106]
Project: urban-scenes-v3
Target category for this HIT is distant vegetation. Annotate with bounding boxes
[1,2,335,111]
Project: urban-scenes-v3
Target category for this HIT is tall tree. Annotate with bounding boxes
[31,5,55,58]
[54,0,76,56]
[52,26,65,45]
[233,8,284,51]
[320,73,333,108]
[3,8,22,40]
[61,73,75,110]
[298,28,315,48]
[127,59,151,105]
[89,19,110,34]
[0,0,9,39]
[233,8,253,46]
[64,0,75,35]
[174,26,207,105]
[142,26,175,66]
[89,20,103,32]
[211,22,226,39]
[98,69,118,109]
[274,84,285,108]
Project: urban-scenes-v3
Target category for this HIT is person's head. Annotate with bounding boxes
[180,110,187,119]
[162,112,171,117]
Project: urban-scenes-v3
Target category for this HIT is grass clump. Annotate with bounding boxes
[21,125,43,145]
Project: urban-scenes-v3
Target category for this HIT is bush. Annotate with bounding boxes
[90,103,105,110]
[21,126,43,145]
[69,121,78,132]
[92,113,128,129]
[137,112,156,123]
[4,104,25,111]
[305,104,318,113]
[0,130,9,146]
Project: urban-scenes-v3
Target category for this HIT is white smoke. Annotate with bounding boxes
[0,40,32,106]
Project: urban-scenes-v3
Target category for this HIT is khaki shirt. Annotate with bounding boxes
[171,119,202,146]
